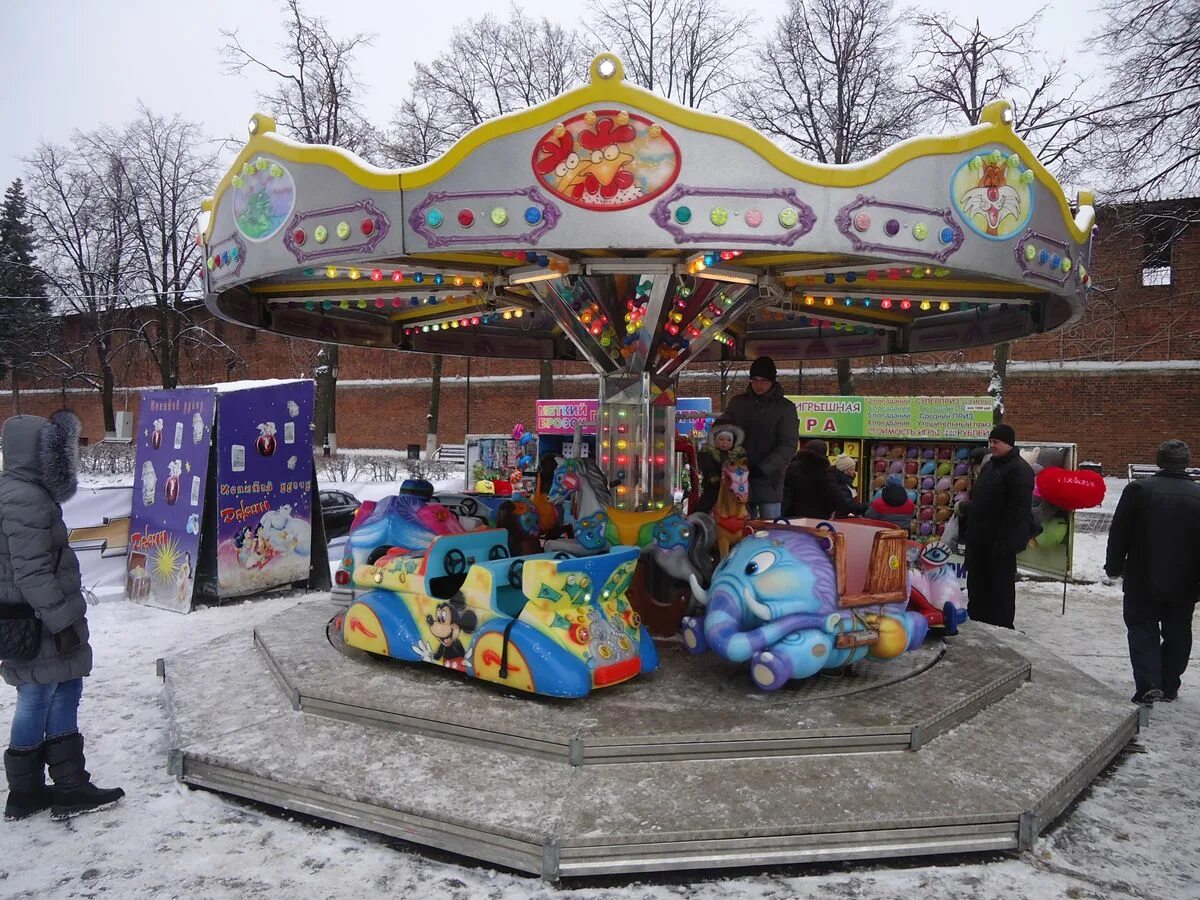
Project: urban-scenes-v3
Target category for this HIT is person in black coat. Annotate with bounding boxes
[783,439,839,519]
[721,357,799,519]
[831,455,869,517]
[964,423,1035,629]
[1105,439,1200,705]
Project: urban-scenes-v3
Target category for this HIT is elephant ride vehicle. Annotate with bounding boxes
[683,517,928,690]
[339,528,658,698]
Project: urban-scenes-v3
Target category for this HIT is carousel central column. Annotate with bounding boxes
[597,373,677,511]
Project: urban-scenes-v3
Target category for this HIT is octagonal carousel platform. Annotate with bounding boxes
[162,598,1138,879]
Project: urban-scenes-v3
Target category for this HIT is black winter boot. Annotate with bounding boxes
[43,732,124,820]
[4,745,53,821]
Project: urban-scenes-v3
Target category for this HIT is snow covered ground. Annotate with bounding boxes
[2,480,1198,898]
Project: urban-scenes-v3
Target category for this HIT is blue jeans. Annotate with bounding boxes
[9,678,83,750]
[750,502,782,520]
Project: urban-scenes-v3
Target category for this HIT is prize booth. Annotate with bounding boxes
[791,394,1077,577]
[161,54,1141,879]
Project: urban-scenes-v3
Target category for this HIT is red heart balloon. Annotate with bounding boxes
[1035,467,1106,510]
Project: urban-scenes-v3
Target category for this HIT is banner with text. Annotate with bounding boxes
[789,395,993,440]
[214,381,316,598]
[125,388,216,612]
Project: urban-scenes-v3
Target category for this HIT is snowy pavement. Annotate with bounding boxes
[1,503,1198,897]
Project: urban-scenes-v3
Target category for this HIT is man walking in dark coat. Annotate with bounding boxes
[964,423,1035,629]
[721,357,799,520]
[1105,440,1200,705]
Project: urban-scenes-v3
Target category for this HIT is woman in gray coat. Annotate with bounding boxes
[1,411,123,820]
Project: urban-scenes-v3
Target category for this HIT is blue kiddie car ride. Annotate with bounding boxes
[340,528,658,698]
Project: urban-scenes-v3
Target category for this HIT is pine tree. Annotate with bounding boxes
[0,179,50,385]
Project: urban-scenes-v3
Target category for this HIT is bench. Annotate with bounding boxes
[1127,464,1200,482]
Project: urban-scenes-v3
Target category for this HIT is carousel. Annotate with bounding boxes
[162,55,1137,878]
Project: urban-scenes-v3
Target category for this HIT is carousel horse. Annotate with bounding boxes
[712,459,750,559]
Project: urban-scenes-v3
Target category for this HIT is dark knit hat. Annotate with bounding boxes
[989,423,1016,446]
[881,482,907,506]
[804,438,827,457]
[1157,439,1190,471]
[749,356,777,382]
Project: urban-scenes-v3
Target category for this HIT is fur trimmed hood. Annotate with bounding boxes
[1,410,81,503]
[705,420,746,455]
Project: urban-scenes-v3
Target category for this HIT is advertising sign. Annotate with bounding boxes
[674,397,713,437]
[790,396,865,437]
[535,399,599,436]
[126,389,216,612]
[214,381,316,598]
[790,395,993,440]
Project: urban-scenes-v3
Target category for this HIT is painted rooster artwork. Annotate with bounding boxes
[536,118,639,206]
[533,112,680,211]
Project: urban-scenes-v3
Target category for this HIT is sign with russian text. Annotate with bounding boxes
[125,388,216,612]
[789,395,993,440]
[214,381,315,598]
[535,399,599,435]
[787,396,865,436]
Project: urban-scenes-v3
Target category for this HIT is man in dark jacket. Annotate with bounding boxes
[964,423,1035,629]
[1,411,124,820]
[1105,439,1200,705]
[783,438,838,519]
[721,356,799,520]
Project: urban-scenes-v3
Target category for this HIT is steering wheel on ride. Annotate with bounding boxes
[443,548,468,576]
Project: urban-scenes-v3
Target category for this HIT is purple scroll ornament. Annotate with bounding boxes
[834,196,964,263]
[207,233,247,285]
[649,185,817,246]
[282,199,391,264]
[407,187,561,249]
[1012,228,1073,288]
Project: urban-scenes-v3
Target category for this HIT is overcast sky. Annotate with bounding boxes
[1,0,1095,192]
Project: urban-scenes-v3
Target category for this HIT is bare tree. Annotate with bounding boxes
[910,11,1092,421]
[1090,0,1200,201]
[24,141,137,434]
[221,0,376,154]
[91,108,221,390]
[223,0,376,451]
[740,0,916,166]
[382,5,588,165]
[586,0,754,109]
[911,12,1091,176]
[741,0,915,393]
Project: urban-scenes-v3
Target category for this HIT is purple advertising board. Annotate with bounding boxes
[213,380,315,598]
[125,389,217,612]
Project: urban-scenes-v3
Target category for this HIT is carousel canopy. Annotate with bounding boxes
[201,54,1093,376]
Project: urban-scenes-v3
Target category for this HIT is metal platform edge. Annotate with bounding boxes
[255,631,1029,765]
[173,750,1025,880]
[175,754,548,876]
[1027,705,1141,842]
[554,821,1021,878]
[912,659,1033,749]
